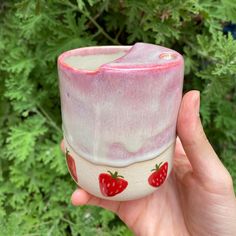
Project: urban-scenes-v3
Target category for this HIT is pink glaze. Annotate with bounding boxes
[58,43,184,166]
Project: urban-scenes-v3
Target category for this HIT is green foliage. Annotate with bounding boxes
[0,0,235,235]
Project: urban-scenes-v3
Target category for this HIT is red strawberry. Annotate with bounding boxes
[99,171,128,197]
[148,162,168,187]
[66,149,78,182]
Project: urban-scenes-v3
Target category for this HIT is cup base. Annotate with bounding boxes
[64,139,175,201]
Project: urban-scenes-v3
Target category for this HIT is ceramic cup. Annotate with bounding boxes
[58,42,184,201]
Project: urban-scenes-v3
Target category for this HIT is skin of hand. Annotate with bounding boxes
[61,90,236,236]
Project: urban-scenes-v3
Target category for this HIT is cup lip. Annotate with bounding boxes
[57,44,184,74]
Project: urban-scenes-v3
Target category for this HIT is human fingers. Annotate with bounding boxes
[71,188,148,232]
[71,188,122,213]
[173,137,192,182]
[175,137,186,157]
[60,139,65,153]
[177,90,233,192]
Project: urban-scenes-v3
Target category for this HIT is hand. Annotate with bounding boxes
[62,91,236,236]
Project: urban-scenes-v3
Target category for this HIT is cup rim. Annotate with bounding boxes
[57,43,183,74]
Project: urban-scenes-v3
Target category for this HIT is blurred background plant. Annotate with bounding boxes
[0,0,235,235]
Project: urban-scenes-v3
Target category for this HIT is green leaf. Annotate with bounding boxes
[6,116,48,162]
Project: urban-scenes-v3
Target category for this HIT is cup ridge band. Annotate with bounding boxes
[64,135,176,167]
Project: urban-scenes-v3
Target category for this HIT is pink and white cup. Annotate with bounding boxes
[58,43,184,201]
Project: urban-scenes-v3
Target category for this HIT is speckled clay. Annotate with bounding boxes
[58,43,184,201]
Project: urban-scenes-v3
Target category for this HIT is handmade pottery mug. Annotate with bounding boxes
[58,43,184,201]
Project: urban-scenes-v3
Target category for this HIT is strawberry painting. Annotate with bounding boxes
[66,149,78,182]
[148,162,168,187]
[99,171,128,197]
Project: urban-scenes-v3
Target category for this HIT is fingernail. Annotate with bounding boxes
[194,91,200,116]
[71,189,80,205]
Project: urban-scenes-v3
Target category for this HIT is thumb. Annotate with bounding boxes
[177,90,232,189]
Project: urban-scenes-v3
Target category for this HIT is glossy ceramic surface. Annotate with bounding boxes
[58,42,184,200]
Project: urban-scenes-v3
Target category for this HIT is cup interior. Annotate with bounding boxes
[62,46,130,71]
